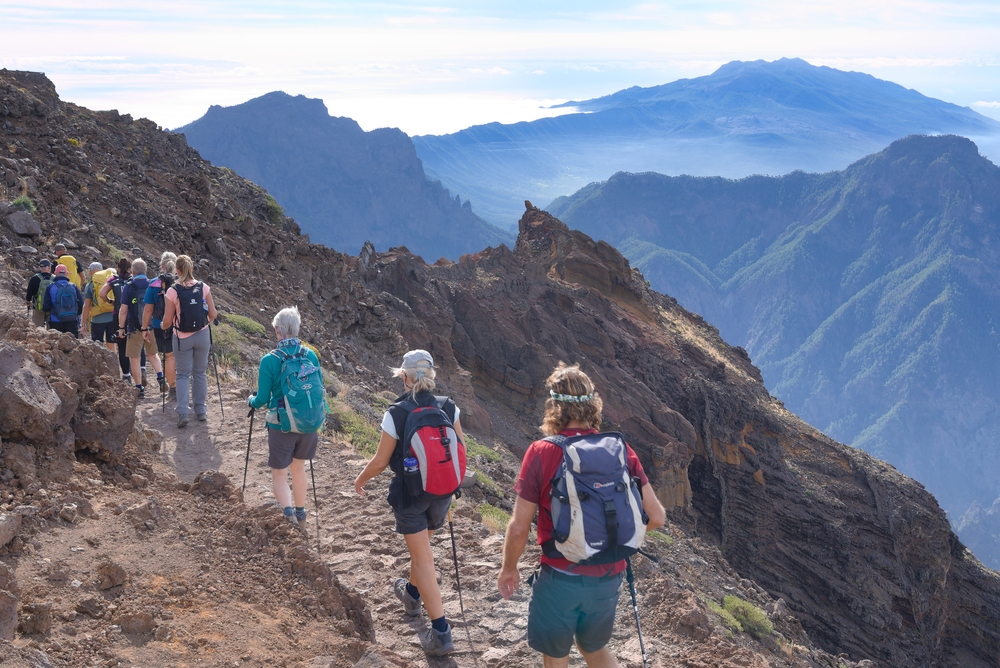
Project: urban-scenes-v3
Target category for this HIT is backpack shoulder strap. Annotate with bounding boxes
[542,434,568,446]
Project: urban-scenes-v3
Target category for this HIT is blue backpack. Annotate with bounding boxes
[543,432,647,565]
[270,346,327,434]
[52,281,79,322]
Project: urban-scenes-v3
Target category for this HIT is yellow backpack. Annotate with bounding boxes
[56,254,83,288]
[90,268,115,317]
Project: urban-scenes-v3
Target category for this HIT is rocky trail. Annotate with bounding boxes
[0,278,852,668]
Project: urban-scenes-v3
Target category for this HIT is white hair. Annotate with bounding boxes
[392,363,436,398]
[272,306,301,340]
[160,251,177,270]
[131,258,147,275]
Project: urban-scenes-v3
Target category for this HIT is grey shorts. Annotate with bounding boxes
[527,565,623,658]
[266,427,318,469]
[393,496,452,535]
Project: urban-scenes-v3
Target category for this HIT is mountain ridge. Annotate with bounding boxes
[414,58,1000,227]
[176,91,512,260]
[548,134,1000,567]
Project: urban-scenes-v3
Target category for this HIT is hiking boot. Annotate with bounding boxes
[167,386,176,401]
[283,508,299,527]
[196,412,207,422]
[158,376,168,394]
[294,507,307,522]
[420,624,454,656]
[393,578,422,617]
[136,385,145,398]
[177,414,189,428]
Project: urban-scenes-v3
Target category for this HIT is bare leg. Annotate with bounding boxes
[403,530,444,619]
[542,655,570,668]
[290,458,308,507]
[165,352,176,388]
[578,645,619,668]
[129,357,142,383]
[271,468,291,508]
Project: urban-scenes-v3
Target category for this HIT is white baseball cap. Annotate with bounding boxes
[401,349,434,369]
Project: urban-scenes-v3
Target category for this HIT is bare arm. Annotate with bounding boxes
[161,291,175,330]
[205,288,217,322]
[498,495,538,599]
[353,430,397,495]
[98,281,112,302]
[642,483,665,531]
[82,298,92,330]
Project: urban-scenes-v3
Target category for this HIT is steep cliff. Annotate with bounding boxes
[4,70,1000,667]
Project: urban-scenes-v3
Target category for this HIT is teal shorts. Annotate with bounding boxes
[527,565,623,657]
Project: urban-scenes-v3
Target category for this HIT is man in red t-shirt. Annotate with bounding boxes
[498,363,665,668]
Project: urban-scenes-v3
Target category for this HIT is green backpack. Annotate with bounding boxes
[34,273,54,310]
[270,346,328,434]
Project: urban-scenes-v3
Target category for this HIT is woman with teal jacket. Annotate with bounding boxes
[248,306,325,527]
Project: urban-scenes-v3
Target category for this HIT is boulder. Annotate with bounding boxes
[0,562,18,641]
[17,603,51,635]
[0,345,65,444]
[0,513,22,547]
[97,561,128,590]
[5,211,41,236]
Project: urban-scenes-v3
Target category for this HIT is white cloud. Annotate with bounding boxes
[975,101,1000,108]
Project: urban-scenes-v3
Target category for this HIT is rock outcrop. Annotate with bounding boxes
[361,203,1000,666]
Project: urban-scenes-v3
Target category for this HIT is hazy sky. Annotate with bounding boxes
[3,1,1000,135]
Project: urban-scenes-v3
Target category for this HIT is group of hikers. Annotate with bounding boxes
[246,303,665,665]
[27,246,666,665]
[24,245,217,427]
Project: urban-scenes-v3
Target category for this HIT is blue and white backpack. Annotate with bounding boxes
[269,346,328,434]
[543,432,647,565]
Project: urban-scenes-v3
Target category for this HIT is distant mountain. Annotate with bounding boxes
[549,134,1000,567]
[176,92,512,260]
[414,58,1000,227]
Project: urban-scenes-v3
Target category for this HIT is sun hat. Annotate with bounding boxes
[401,350,434,369]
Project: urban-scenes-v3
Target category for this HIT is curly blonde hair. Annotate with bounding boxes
[540,362,603,436]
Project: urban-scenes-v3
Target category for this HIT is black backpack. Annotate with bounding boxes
[124,276,149,331]
[173,281,208,333]
[151,273,175,322]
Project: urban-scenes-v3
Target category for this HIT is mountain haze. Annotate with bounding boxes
[176,92,512,260]
[549,134,1000,566]
[414,58,1000,227]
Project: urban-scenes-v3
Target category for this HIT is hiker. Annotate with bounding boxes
[101,257,144,383]
[142,252,178,401]
[24,258,54,328]
[118,258,165,397]
[161,254,217,427]
[497,362,665,668]
[248,306,326,526]
[82,261,117,352]
[42,264,84,338]
[53,243,86,289]
[353,349,462,657]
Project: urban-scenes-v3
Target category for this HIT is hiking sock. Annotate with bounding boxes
[294,506,306,521]
[431,616,448,633]
[406,582,420,601]
[157,372,164,379]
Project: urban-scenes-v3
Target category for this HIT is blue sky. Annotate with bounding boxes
[3,1,1000,135]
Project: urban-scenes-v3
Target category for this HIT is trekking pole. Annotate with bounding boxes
[309,459,320,551]
[447,506,478,662]
[208,325,225,420]
[242,407,254,493]
[161,351,166,413]
[625,559,650,668]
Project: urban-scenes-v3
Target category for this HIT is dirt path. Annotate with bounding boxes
[137,377,651,667]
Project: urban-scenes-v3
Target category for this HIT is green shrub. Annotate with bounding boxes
[12,195,36,214]
[477,472,500,494]
[263,194,284,225]
[222,312,267,337]
[723,595,773,639]
[646,529,673,547]
[478,503,510,533]
[465,434,500,463]
[328,401,380,457]
[209,322,244,372]
[706,598,742,634]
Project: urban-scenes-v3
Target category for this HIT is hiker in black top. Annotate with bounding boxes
[353,350,462,657]
[42,265,84,338]
[25,258,54,328]
[100,257,144,382]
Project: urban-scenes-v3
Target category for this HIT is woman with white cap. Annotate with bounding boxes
[354,349,463,656]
